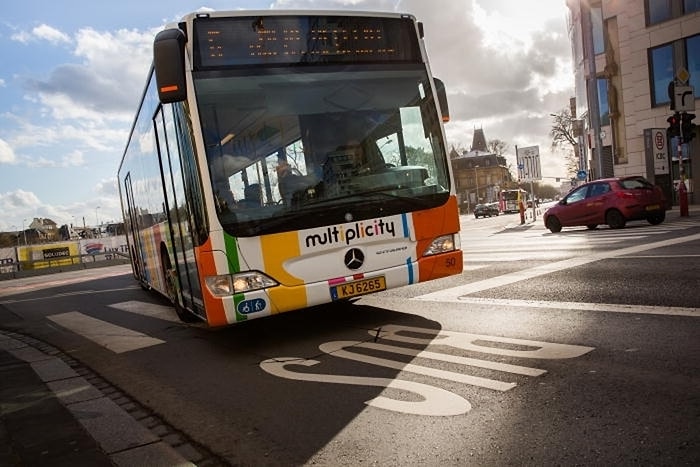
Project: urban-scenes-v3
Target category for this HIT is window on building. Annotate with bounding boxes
[686,34,700,95]
[685,0,700,13]
[598,78,610,125]
[592,6,605,54]
[649,44,674,107]
[647,0,673,25]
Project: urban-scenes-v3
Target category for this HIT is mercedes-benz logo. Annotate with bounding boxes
[344,248,364,270]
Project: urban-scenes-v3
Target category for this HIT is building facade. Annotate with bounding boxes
[450,129,514,212]
[566,0,700,204]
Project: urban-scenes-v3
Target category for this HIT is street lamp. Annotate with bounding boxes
[95,206,101,237]
[474,165,480,204]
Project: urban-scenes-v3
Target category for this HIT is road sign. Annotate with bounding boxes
[651,128,669,174]
[516,146,542,182]
[674,85,696,112]
[576,170,587,181]
[676,67,690,85]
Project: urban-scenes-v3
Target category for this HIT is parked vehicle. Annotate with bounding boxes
[474,203,499,218]
[543,176,667,233]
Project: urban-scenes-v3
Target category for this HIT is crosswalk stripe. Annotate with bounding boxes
[418,232,700,301]
[48,311,164,353]
[109,300,180,323]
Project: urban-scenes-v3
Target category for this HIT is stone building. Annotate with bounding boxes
[27,218,59,243]
[566,0,699,204]
[450,128,514,212]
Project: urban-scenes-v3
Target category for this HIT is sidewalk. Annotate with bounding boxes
[0,331,200,466]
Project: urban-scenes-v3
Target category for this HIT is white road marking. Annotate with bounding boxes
[0,287,139,305]
[417,232,700,301]
[344,340,546,376]
[451,297,699,317]
[0,265,133,298]
[48,312,164,353]
[261,325,594,416]
[260,357,472,416]
[109,300,180,322]
[319,341,516,391]
[373,325,594,360]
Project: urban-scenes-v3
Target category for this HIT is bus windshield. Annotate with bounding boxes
[197,65,450,237]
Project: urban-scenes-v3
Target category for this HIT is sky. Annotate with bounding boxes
[0,0,574,232]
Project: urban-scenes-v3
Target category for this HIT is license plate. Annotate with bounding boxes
[645,204,660,211]
[331,276,387,300]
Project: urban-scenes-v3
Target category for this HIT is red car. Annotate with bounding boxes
[544,176,667,233]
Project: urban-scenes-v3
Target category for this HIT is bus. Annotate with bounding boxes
[499,189,527,214]
[118,10,463,326]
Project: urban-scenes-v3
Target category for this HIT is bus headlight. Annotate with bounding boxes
[205,271,278,297]
[423,234,456,256]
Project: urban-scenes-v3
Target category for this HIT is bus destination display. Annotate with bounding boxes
[193,15,420,68]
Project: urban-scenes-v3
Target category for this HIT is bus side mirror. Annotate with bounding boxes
[154,28,187,103]
[433,77,449,122]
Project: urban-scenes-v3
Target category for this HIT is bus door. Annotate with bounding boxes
[122,173,147,283]
[154,105,202,316]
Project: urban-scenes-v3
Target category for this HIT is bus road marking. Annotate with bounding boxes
[48,311,164,353]
[330,340,546,376]
[260,357,472,417]
[260,325,594,417]
[319,341,516,391]
[416,232,700,302]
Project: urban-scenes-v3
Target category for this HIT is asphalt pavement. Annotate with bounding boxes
[1,204,697,466]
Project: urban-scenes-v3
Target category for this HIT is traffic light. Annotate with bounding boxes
[681,112,696,143]
[667,112,681,139]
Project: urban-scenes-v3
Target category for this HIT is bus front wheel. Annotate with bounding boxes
[161,251,198,323]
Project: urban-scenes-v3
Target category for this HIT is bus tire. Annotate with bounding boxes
[160,249,198,323]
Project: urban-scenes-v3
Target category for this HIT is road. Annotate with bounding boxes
[1,208,699,465]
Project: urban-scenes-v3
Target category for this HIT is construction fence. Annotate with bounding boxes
[0,235,130,277]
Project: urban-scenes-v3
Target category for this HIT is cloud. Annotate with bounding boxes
[95,177,119,197]
[25,149,85,168]
[24,27,154,118]
[0,189,41,213]
[11,23,71,45]
[272,0,396,9]
[0,138,18,164]
[33,24,72,44]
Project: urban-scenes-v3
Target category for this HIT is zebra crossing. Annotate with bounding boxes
[462,217,700,264]
[37,300,597,416]
[45,300,182,354]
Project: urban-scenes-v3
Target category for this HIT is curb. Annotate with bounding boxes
[0,330,227,466]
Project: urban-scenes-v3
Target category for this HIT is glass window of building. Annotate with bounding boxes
[685,0,700,13]
[598,79,610,125]
[649,44,674,106]
[592,7,605,54]
[647,0,673,25]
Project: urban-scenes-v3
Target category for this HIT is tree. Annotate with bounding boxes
[487,139,508,156]
[550,108,580,178]
[532,182,559,200]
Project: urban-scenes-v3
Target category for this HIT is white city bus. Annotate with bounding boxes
[118,10,463,326]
